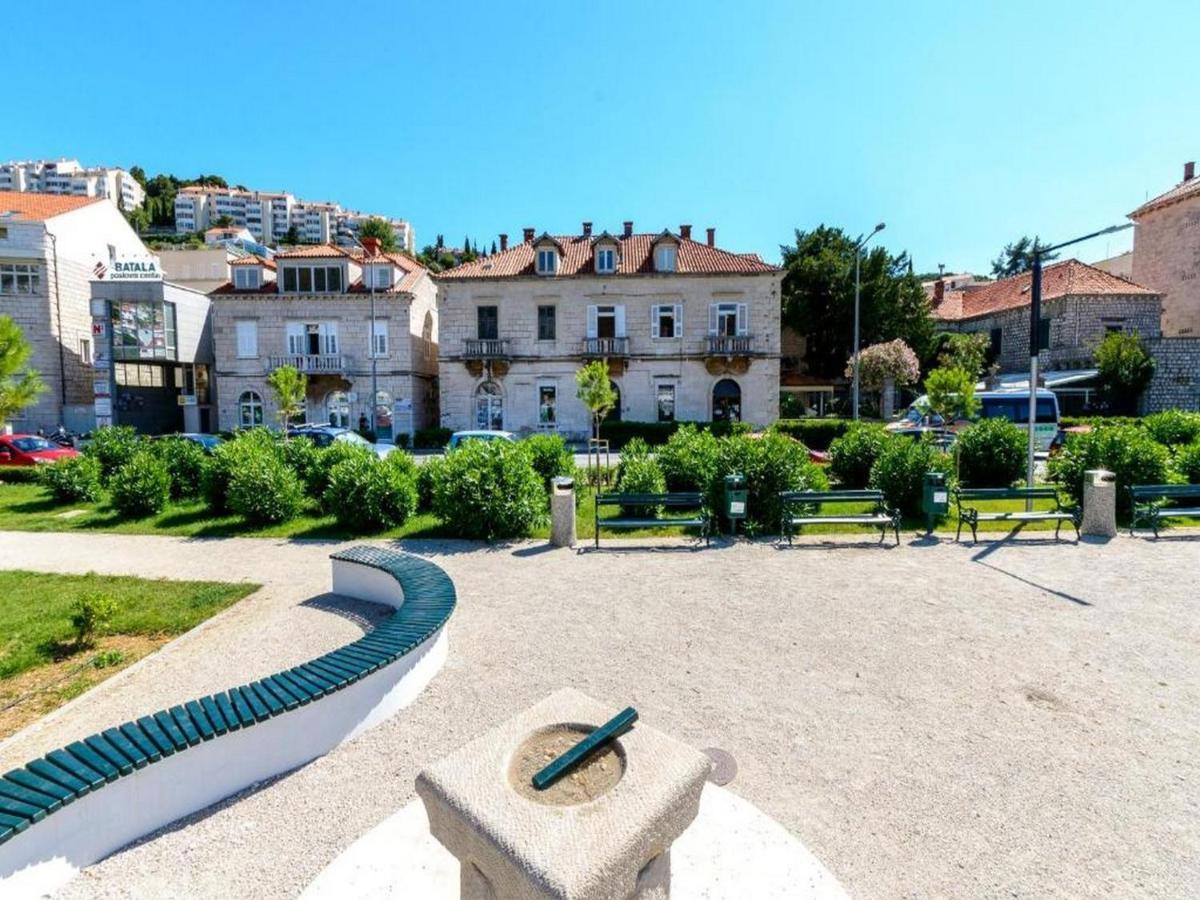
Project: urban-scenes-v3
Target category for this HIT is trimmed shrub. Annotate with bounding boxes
[227,451,303,524]
[656,424,723,492]
[1058,415,1140,429]
[1175,441,1200,484]
[414,427,452,449]
[84,425,141,482]
[956,418,1026,487]
[713,432,829,532]
[109,451,171,518]
[598,419,749,449]
[38,455,102,503]
[869,437,954,517]
[1048,425,1170,514]
[416,456,441,510]
[430,438,546,540]
[203,429,280,513]
[280,435,325,495]
[523,433,574,489]
[152,437,207,499]
[828,424,890,488]
[70,592,118,649]
[615,447,666,517]
[1143,410,1200,448]
[769,419,851,451]
[323,452,419,532]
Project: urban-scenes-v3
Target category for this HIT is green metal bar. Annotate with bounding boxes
[532,707,637,791]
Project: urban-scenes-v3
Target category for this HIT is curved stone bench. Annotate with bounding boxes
[0,546,456,895]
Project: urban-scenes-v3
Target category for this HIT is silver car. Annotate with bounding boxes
[287,426,395,459]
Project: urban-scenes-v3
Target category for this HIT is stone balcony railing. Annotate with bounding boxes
[463,339,511,359]
[705,335,755,355]
[267,354,345,373]
[580,336,630,357]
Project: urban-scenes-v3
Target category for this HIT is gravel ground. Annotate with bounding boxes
[0,529,1197,899]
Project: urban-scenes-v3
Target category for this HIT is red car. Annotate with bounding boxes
[0,434,80,467]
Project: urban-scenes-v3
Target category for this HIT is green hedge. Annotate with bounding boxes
[414,427,452,449]
[769,419,853,450]
[1048,425,1171,514]
[1059,415,1140,429]
[598,419,749,449]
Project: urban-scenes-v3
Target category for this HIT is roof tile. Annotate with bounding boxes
[0,191,103,221]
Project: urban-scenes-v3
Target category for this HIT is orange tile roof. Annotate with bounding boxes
[212,249,427,295]
[274,244,354,259]
[229,254,277,270]
[0,191,102,221]
[1130,175,1200,218]
[932,259,1157,321]
[437,231,780,280]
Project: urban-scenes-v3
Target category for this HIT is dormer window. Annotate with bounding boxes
[595,247,616,274]
[370,266,392,289]
[234,267,261,290]
[536,248,558,275]
[654,244,678,273]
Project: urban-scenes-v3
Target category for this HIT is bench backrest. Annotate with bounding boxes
[596,492,705,508]
[1129,483,1200,500]
[779,489,885,505]
[955,486,1061,501]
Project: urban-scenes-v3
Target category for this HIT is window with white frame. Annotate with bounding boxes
[657,384,676,422]
[79,338,92,365]
[281,264,343,293]
[235,320,258,358]
[709,302,747,337]
[286,321,338,356]
[536,248,558,275]
[238,391,264,427]
[654,244,677,272]
[233,267,261,290]
[651,304,682,339]
[372,320,389,357]
[0,263,40,295]
[538,383,557,429]
[595,247,616,274]
[587,304,625,339]
[371,266,392,289]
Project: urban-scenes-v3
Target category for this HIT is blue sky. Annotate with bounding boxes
[8,0,1197,273]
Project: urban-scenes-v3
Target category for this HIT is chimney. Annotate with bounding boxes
[523,227,535,243]
[623,220,633,238]
[1185,161,1196,183]
[706,227,715,247]
[361,236,381,258]
[499,233,508,252]
[679,224,692,240]
[934,278,945,303]
[582,221,592,237]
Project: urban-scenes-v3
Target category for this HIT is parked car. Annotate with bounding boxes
[152,433,223,454]
[447,430,517,450]
[0,434,80,467]
[287,426,395,459]
[888,389,1061,453]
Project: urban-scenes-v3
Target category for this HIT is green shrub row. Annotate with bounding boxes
[598,419,750,449]
[768,419,852,450]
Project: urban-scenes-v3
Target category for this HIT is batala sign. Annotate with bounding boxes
[108,256,163,281]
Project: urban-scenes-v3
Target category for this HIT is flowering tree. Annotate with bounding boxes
[846,339,920,417]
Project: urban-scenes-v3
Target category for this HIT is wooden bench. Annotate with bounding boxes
[594,492,709,547]
[1129,483,1200,537]
[779,489,901,545]
[0,546,455,853]
[954,486,1079,543]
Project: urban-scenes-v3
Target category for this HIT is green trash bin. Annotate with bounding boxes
[923,471,949,534]
[723,473,748,535]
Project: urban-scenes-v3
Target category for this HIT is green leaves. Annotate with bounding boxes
[1095,331,1155,415]
[0,315,45,428]
[924,367,979,422]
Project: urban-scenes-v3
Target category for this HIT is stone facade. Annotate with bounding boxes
[1144,336,1200,412]
[1130,172,1200,337]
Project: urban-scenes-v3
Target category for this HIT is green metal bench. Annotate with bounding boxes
[954,486,1079,543]
[0,546,455,852]
[594,492,709,547]
[1129,483,1200,537]
[779,489,901,545]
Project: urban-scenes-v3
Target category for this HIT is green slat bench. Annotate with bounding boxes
[779,489,901,545]
[954,486,1080,543]
[1129,483,1200,537]
[594,492,710,547]
[0,546,455,862]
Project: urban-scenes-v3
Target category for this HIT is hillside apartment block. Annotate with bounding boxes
[435,223,783,437]
[0,159,145,211]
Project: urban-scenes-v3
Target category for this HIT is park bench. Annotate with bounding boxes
[779,489,901,545]
[594,492,709,547]
[1129,483,1200,537]
[954,486,1079,543]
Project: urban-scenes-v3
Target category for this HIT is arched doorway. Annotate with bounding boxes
[603,381,621,422]
[712,379,742,422]
[326,390,351,428]
[475,381,503,431]
[238,391,263,428]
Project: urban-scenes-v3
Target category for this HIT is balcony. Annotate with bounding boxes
[267,354,345,373]
[463,338,511,359]
[580,336,630,357]
[705,335,755,355]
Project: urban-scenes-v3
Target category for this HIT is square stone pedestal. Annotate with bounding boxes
[416,688,710,899]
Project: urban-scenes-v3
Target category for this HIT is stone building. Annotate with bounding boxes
[209,240,438,439]
[434,223,783,437]
[1130,161,1200,337]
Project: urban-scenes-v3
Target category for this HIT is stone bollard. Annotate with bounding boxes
[550,477,577,548]
[1082,468,1117,538]
[416,688,709,900]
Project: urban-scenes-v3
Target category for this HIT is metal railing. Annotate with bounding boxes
[267,354,345,372]
[463,338,511,358]
[580,336,630,356]
[706,335,755,355]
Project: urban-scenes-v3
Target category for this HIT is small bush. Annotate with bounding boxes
[615,448,666,517]
[1047,425,1171,514]
[323,452,419,532]
[713,432,829,532]
[227,451,303,524]
[769,419,851,451]
[84,425,141,482]
[416,456,441,510]
[203,429,280,513]
[38,455,102,503]
[1143,410,1200,448]
[828,424,890,488]
[523,433,574,489]
[280,436,325,495]
[430,439,546,540]
[152,437,207,499]
[598,419,749,449]
[656,424,723,492]
[71,591,118,649]
[869,437,954,517]
[956,418,1026,487]
[1175,441,1200,484]
[414,426,452,449]
[91,648,126,669]
[109,451,171,518]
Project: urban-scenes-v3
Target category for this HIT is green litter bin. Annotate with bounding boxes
[923,471,949,534]
[723,473,748,535]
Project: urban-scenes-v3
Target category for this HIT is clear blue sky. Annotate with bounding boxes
[9,0,1197,273]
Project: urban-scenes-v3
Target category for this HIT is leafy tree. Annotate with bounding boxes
[490,240,497,255]
[129,165,147,187]
[285,225,300,245]
[1094,330,1155,415]
[576,360,617,444]
[847,339,920,416]
[357,217,397,252]
[0,316,45,429]
[266,365,307,432]
[780,225,935,380]
[936,332,991,377]
[214,215,233,228]
[990,235,1058,279]
[924,367,979,423]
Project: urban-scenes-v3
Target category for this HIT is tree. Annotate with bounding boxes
[990,236,1058,279]
[129,165,146,187]
[780,225,935,381]
[936,332,991,377]
[575,360,616,442]
[284,225,300,245]
[0,316,46,429]
[266,365,307,432]
[357,217,397,252]
[1094,330,1155,415]
[923,367,979,424]
[490,240,497,255]
[214,215,233,228]
[847,339,920,417]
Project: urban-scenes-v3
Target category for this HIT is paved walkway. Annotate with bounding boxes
[1,530,1197,899]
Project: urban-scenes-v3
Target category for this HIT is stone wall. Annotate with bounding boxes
[1144,336,1200,412]
[1132,194,1200,336]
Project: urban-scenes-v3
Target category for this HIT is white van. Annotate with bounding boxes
[890,389,1061,452]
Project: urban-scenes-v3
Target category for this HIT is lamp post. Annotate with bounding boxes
[341,230,379,433]
[1024,223,1133,499]
[852,222,886,420]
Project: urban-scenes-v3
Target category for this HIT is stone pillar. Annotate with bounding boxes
[550,477,576,548]
[416,688,709,900]
[1082,469,1117,538]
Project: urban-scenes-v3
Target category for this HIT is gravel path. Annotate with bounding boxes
[0,529,1197,899]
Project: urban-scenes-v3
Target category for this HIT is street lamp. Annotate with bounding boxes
[1024,223,1133,496]
[852,222,886,420]
[341,230,379,433]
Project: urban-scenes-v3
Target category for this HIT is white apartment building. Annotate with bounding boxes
[209,240,438,438]
[0,159,145,210]
[436,222,783,436]
[340,212,414,252]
